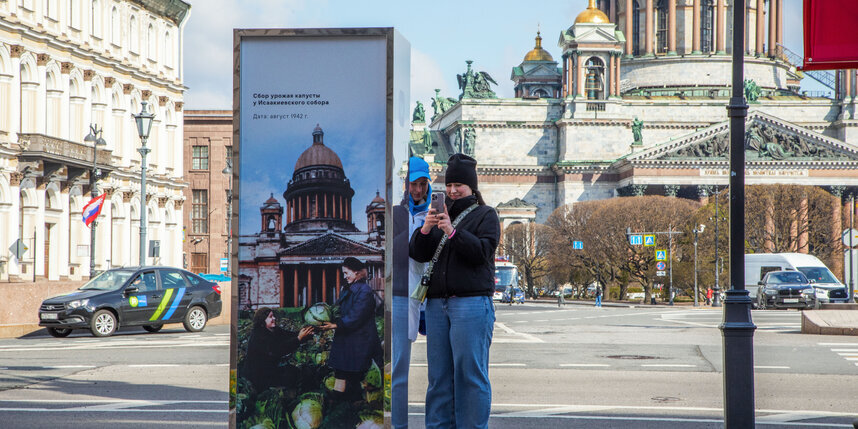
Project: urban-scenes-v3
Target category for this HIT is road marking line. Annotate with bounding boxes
[843,357,858,361]
[0,399,225,404]
[489,363,526,367]
[754,366,790,369]
[640,364,696,368]
[46,365,96,369]
[831,349,858,352]
[410,363,427,367]
[127,364,181,368]
[0,408,227,413]
[559,364,610,367]
[533,320,549,322]
[819,343,858,346]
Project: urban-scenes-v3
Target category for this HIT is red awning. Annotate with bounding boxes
[803,0,858,70]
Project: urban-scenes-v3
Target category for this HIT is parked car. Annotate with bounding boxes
[38,266,222,337]
[756,270,816,310]
[745,253,849,307]
[501,286,525,304]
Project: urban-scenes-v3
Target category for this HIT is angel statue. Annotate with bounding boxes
[457,60,498,99]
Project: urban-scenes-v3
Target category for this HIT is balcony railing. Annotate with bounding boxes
[18,133,113,168]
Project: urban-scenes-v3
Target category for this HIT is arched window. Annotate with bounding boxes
[130,15,138,53]
[701,0,715,53]
[91,0,101,37]
[45,71,61,136]
[147,24,155,60]
[656,0,668,54]
[532,89,548,99]
[585,57,605,100]
[632,0,641,56]
[111,7,119,45]
[69,0,81,29]
[164,31,172,68]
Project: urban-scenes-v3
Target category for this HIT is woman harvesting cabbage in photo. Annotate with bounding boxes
[244,307,314,392]
[317,257,383,403]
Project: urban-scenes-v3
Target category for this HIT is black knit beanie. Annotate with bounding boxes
[342,257,366,272]
[445,153,478,191]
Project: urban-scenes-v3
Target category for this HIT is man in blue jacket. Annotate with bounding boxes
[391,156,430,428]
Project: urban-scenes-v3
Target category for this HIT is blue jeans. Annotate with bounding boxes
[392,295,412,429]
[424,296,495,429]
[595,295,602,307]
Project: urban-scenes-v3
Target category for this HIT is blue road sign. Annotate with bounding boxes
[629,235,643,245]
[573,241,583,250]
[655,249,667,261]
[655,261,666,271]
[644,235,656,246]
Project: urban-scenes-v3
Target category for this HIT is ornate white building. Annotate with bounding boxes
[0,0,190,281]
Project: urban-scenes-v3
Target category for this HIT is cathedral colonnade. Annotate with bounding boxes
[597,0,784,57]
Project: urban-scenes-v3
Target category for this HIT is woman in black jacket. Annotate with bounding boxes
[318,257,382,402]
[244,307,313,392]
[409,153,499,429]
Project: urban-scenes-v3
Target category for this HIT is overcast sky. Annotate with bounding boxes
[182,0,816,112]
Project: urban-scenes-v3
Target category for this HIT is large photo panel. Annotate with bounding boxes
[232,28,406,429]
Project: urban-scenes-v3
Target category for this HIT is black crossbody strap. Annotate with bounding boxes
[410,204,478,302]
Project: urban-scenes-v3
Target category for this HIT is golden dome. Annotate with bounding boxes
[523,31,554,62]
[575,0,611,24]
[294,125,344,170]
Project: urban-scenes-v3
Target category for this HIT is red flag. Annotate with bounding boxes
[803,0,858,70]
[82,194,106,227]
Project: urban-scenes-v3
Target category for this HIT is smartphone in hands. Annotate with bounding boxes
[430,191,446,213]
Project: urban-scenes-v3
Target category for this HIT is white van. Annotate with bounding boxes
[745,253,850,306]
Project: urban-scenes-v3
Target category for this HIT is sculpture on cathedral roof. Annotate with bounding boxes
[744,79,761,103]
[457,60,498,100]
[631,117,644,145]
[413,101,425,123]
[431,89,458,121]
[463,127,476,156]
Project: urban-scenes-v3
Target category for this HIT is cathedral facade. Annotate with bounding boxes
[412,0,858,254]
[238,126,385,310]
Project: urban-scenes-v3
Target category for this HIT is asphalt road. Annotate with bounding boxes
[3,304,858,428]
[0,324,229,428]
[408,301,858,428]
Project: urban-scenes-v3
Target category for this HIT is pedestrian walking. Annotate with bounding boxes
[594,285,602,307]
[391,157,430,429]
[410,153,500,429]
[706,287,713,306]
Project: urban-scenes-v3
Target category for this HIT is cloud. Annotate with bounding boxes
[182,0,329,109]
[411,49,449,108]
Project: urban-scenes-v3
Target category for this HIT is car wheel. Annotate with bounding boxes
[183,306,207,332]
[142,324,163,333]
[90,310,117,337]
[47,327,72,338]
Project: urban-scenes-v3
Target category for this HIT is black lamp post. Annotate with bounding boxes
[692,224,705,306]
[222,160,233,275]
[722,0,756,426]
[133,101,154,266]
[84,124,107,278]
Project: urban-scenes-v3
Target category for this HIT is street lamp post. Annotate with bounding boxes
[723,0,757,426]
[84,124,107,278]
[222,160,233,275]
[133,101,155,267]
[692,224,705,307]
[712,188,725,307]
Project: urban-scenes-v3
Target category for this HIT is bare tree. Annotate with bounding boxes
[502,222,550,298]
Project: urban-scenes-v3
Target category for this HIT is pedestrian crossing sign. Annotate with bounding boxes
[655,249,667,261]
[644,235,656,246]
